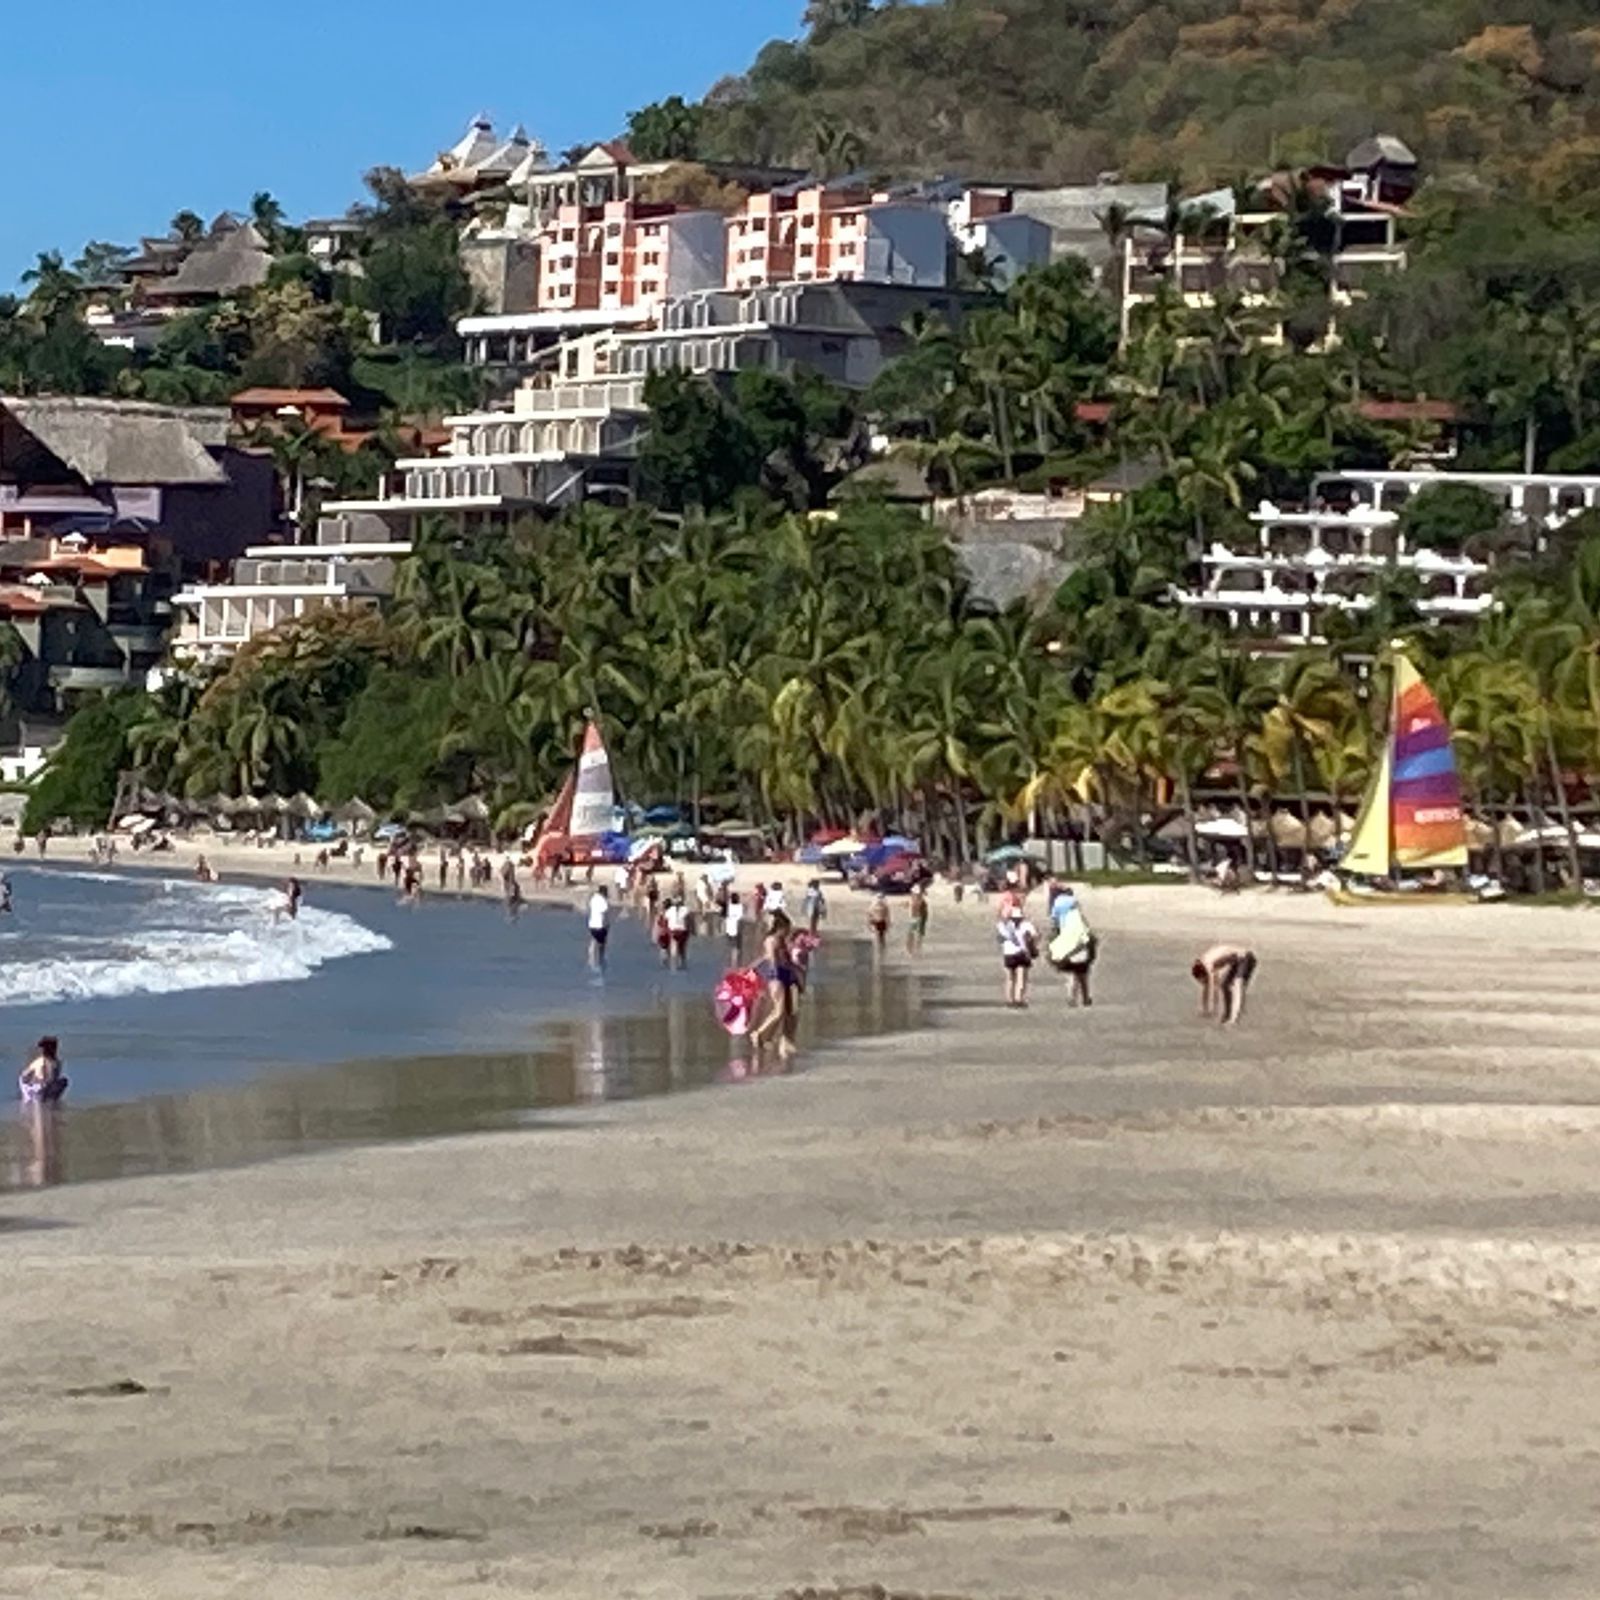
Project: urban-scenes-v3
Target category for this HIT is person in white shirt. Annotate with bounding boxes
[996,906,1039,1008]
[664,898,692,969]
[723,892,745,961]
[586,887,612,970]
[762,882,787,922]
[612,864,630,896]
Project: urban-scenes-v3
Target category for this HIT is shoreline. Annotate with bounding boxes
[6,880,1600,1594]
[1,847,929,1192]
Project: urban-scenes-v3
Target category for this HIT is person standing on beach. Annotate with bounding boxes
[1193,944,1258,1025]
[906,883,929,954]
[587,885,611,971]
[665,896,692,970]
[454,853,465,892]
[867,893,890,953]
[1048,887,1097,1007]
[996,905,1039,1008]
[19,1036,66,1103]
[750,911,801,1063]
[723,892,745,963]
[802,879,827,935]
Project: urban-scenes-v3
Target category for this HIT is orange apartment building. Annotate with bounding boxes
[536,200,726,318]
[726,182,951,292]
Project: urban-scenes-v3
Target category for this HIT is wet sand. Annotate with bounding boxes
[6,885,1600,1597]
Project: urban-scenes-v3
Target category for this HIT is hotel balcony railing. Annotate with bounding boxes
[514,379,645,414]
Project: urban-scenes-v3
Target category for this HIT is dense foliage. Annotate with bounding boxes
[689,0,1600,202]
[0,177,478,417]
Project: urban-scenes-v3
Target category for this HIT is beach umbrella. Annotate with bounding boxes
[628,836,664,863]
[985,843,1029,864]
[334,797,377,825]
[710,822,765,840]
[456,796,491,824]
[642,804,682,826]
[229,795,263,817]
[256,793,286,816]
[1307,814,1340,849]
[1269,811,1307,848]
[287,792,322,820]
[820,835,865,858]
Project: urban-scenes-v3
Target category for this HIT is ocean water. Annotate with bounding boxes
[0,867,919,1190]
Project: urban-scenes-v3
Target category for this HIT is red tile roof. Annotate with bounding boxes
[231,388,351,410]
[1357,398,1459,424]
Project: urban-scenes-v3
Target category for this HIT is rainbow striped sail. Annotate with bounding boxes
[1343,656,1467,876]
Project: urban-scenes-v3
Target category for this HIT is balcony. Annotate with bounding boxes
[106,621,168,654]
[49,663,130,691]
[511,379,646,415]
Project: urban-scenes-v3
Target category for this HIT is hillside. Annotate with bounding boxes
[693,0,1600,200]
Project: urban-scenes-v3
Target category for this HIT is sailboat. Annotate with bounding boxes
[532,721,616,866]
[1331,653,1469,901]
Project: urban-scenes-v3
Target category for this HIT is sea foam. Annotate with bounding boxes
[0,877,392,1007]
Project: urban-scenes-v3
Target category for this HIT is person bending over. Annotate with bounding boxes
[1192,944,1258,1025]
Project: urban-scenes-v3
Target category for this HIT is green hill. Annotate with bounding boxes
[692,0,1600,200]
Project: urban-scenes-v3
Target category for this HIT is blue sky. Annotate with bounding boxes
[0,0,807,288]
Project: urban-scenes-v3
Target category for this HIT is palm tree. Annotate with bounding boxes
[1262,653,1352,839]
[1188,651,1276,878]
[962,310,1021,480]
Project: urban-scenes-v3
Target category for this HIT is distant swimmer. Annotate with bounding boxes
[1193,944,1258,1025]
[18,1035,67,1104]
[0,872,13,913]
[278,877,303,922]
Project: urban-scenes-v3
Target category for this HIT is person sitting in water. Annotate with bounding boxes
[1192,944,1258,1025]
[19,1036,67,1103]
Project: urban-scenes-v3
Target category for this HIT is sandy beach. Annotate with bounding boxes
[5,865,1600,1598]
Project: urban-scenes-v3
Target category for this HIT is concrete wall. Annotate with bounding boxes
[975,214,1054,288]
[461,237,541,316]
[861,205,950,287]
[664,211,729,299]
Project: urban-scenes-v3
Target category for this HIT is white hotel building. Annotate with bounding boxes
[173,368,645,659]
[1175,468,1600,646]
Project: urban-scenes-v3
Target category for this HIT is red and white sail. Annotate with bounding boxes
[532,722,613,862]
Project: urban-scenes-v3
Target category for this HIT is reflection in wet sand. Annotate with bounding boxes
[0,944,920,1191]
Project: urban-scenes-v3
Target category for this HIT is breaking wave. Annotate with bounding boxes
[0,876,392,1007]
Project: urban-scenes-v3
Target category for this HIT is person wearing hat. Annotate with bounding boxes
[996,904,1040,1007]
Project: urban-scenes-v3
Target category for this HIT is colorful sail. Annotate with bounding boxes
[1341,741,1392,876]
[1390,656,1467,869]
[532,721,612,862]
[568,722,614,840]
[1342,655,1467,877]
